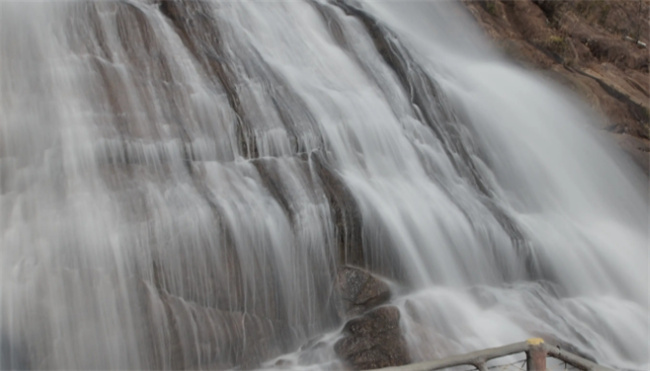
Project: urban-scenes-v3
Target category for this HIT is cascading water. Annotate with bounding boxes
[0,0,647,370]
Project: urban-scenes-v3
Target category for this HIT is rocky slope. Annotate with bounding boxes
[462,0,649,172]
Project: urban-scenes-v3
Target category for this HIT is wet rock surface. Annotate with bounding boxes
[141,284,294,370]
[334,306,411,370]
[335,266,391,318]
[332,267,410,369]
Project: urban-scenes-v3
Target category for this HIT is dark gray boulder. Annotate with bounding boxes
[334,306,411,370]
[335,266,391,318]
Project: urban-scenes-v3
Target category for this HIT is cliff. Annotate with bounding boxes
[462,0,649,172]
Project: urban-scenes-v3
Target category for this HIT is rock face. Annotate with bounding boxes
[334,306,411,370]
[462,0,649,172]
[335,266,392,317]
[333,266,410,370]
[141,283,293,370]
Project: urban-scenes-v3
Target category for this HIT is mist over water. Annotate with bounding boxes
[0,0,647,370]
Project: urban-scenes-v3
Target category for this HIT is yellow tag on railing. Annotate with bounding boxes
[527,338,545,346]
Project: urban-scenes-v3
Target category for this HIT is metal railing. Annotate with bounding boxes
[375,338,613,371]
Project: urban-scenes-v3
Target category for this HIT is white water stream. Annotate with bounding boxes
[0,1,647,369]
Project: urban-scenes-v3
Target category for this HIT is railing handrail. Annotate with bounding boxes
[373,338,614,371]
[544,344,610,371]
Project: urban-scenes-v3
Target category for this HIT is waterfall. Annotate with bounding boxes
[1,0,647,369]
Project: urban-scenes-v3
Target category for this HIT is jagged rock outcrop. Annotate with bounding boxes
[335,306,411,370]
[333,266,409,370]
[335,266,392,318]
[462,0,649,172]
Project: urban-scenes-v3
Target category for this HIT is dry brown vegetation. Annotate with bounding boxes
[462,0,649,172]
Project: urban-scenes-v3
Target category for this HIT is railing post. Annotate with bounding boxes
[475,361,487,371]
[526,338,547,371]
